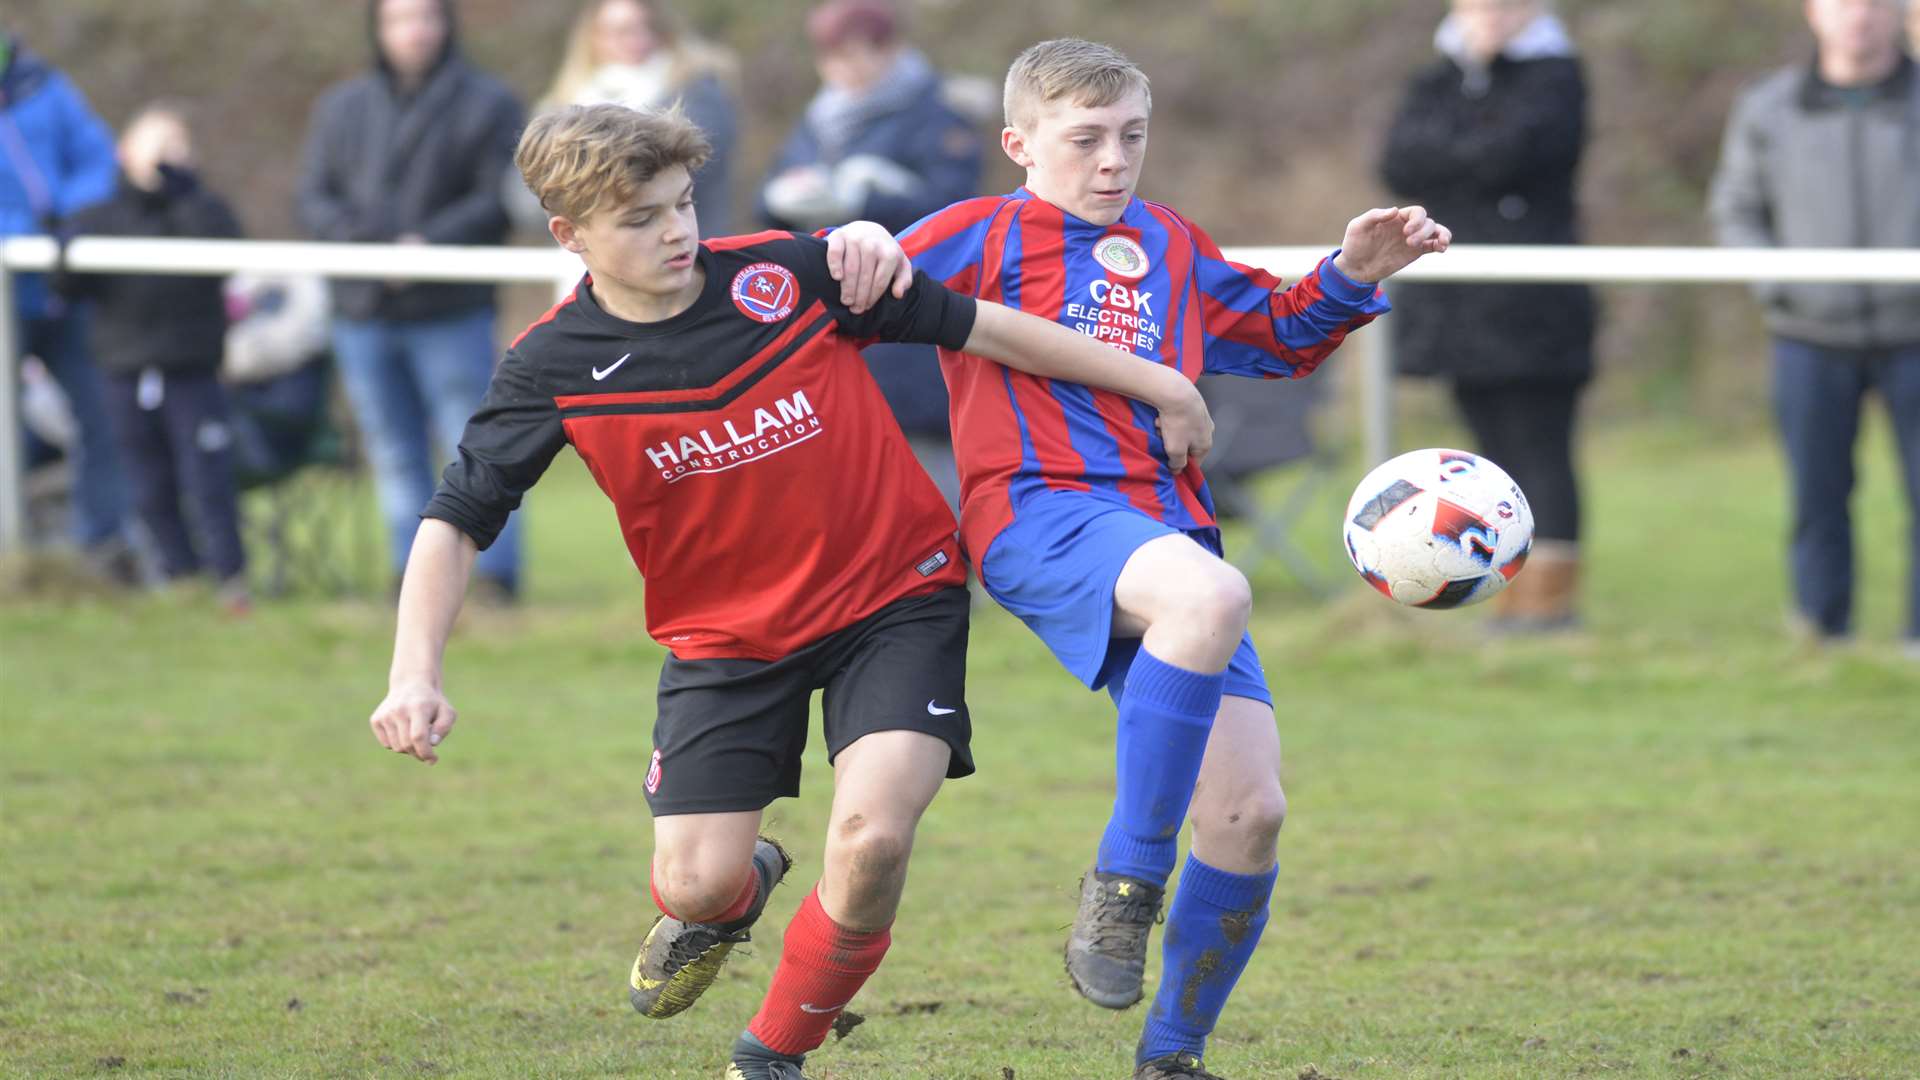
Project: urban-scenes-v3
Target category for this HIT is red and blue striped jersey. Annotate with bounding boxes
[897,188,1390,567]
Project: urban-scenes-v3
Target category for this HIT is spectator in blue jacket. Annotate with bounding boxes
[296,0,526,603]
[759,0,980,235]
[760,0,982,509]
[0,34,132,576]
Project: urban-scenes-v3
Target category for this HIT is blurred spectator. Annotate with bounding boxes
[68,103,249,610]
[525,0,739,235]
[0,33,133,578]
[761,0,983,510]
[296,0,526,602]
[1709,0,1920,653]
[1378,0,1595,633]
[1911,0,1920,53]
[759,0,980,235]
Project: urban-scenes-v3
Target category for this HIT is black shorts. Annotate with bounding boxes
[644,586,974,816]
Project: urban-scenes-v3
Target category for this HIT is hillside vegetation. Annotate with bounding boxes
[13,0,1822,418]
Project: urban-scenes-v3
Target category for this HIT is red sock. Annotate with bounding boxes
[747,886,891,1056]
[650,864,757,925]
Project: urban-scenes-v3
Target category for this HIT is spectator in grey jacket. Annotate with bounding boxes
[1709,0,1920,655]
[297,0,526,602]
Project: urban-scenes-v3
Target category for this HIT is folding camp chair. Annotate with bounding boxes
[230,355,380,597]
[1199,373,1337,596]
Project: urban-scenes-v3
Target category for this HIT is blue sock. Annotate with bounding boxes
[1096,648,1225,885]
[1137,855,1278,1065]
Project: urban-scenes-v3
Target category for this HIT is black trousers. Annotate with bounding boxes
[1450,378,1585,545]
[102,369,246,581]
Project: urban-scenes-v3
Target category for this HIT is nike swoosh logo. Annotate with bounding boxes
[798,1001,847,1014]
[926,700,957,716]
[592,353,632,381]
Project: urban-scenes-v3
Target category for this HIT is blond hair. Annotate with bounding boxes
[515,104,712,222]
[537,0,737,112]
[1003,38,1152,131]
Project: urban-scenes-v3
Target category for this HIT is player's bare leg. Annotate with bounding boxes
[1134,696,1284,1078]
[631,810,793,1019]
[728,730,950,1079]
[1112,535,1254,671]
[1067,536,1250,1008]
[1186,697,1286,874]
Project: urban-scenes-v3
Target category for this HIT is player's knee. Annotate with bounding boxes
[651,855,745,922]
[835,824,912,904]
[1197,785,1287,855]
[1183,563,1252,635]
[1246,785,1288,843]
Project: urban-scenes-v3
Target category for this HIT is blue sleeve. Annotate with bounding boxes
[895,199,1002,292]
[50,75,117,219]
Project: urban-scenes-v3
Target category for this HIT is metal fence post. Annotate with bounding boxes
[0,263,22,553]
[1361,310,1395,467]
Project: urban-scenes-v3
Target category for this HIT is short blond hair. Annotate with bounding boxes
[515,103,711,222]
[1003,38,1152,131]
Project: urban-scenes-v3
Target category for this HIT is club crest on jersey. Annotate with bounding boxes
[1092,234,1149,279]
[731,262,798,323]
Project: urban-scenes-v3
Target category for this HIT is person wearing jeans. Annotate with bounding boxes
[18,312,128,558]
[1711,0,1920,652]
[1771,340,1920,644]
[331,307,520,588]
[296,0,525,598]
[1,34,131,573]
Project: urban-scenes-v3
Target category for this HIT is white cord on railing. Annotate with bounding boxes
[6,235,1920,284]
[4,236,1919,553]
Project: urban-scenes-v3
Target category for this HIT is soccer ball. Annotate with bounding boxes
[1341,448,1533,609]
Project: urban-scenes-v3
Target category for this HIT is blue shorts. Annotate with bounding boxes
[978,491,1272,706]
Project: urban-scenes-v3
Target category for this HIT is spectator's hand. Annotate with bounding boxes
[1150,372,1213,473]
[826,220,913,314]
[764,166,849,232]
[1333,206,1451,284]
[369,680,456,765]
[383,234,428,292]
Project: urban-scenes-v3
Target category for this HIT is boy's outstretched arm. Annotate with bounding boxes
[1332,205,1452,283]
[369,519,477,766]
[962,301,1213,471]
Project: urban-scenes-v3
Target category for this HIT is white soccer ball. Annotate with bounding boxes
[1341,448,1533,609]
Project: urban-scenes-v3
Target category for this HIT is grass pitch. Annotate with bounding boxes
[3,420,1917,1079]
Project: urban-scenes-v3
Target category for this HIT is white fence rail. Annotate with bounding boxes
[5,236,1919,553]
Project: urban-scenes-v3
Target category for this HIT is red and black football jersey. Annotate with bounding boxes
[423,231,976,660]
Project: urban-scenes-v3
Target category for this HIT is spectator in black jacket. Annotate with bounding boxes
[70,102,248,609]
[1379,0,1595,633]
[296,0,526,602]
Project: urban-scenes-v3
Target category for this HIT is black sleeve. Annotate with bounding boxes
[782,233,977,349]
[421,349,567,550]
[174,186,244,240]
